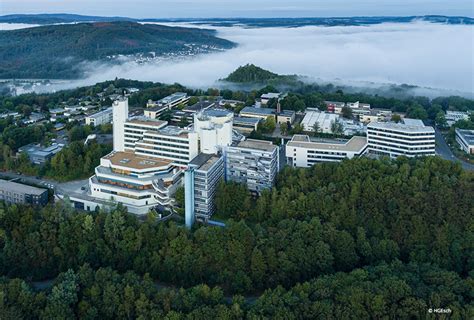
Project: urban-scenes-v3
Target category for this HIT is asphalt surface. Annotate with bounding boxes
[0,171,90,196]
[434,128,474,171]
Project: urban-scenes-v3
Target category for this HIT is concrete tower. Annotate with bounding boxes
[112,98,129,152]
[193,109,233,154]
[184,167,195,229]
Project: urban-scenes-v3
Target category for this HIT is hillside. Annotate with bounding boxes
[222,64,299,85]
[0,21,235,79]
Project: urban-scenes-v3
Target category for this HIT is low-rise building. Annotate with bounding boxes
[18,143,65,165]
[324,101,345,113]
[23,112,46,125]
[166,101,217,123]
[183,100,216,113]
[85,108,113,126]
[359,109,395,124]
[0,112,21,119]
[346,101,371,109]
[240,106,295,124]
[0,180,48,205]
[49,108,66,116]
[143,106,167,119]
[260,92,286,105]
[446,111,471,126]
[225,139,279,193]
[455,128,474,154]
[301,110,339,133]
[367,119,435,158]
[171,110,194,123]
[233,117,261,133]
[218,99,244,108]
[286,135,368,167]
[146,92,189,110]
[341,119,365,136]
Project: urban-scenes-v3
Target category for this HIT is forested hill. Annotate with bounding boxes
[222,64,299,85]
[0,157,472,318]
[0,21,235,79]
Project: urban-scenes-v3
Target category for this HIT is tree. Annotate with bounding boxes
[159,110,173,122]
[341,106,353,119]
[391,114,402,123]
[258,116,276,134]
[435,111,448,129]
[280,122,289,136]
[187,96,199,106]
[179,116,189,128]
[312,122,321,135]
[406,104,428,120]
[290,123,304,134]
[330,119,344,135]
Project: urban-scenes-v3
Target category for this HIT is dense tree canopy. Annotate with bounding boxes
[0,93,472,318]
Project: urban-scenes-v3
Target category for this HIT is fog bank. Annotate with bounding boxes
[4,21,474,96]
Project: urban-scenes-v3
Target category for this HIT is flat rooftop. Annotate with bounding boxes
[261,92,281,99]
[235,139,277,152]
[189,153,223,171]
[126,118,168,128]
[146,105,168,112]
[158,92,187,104]
[325,101,345,107]
[234,117,261,124]
[156,125,190,137]
[104,151,172,170]
[288,135,368,152]
[184,101,215,112]
[200,108,233,118]
[456,128,474,145]
[241,106,294,117]
[0,180,47,196]
[241,106,274,116]
[402,118,425,126]
[368,119,434,133]
[19,143,64,155]
[87,108,112,118]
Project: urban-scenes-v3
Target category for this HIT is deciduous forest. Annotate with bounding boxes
[0,157,472,318]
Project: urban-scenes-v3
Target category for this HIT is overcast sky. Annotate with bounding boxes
[1,0,473,18]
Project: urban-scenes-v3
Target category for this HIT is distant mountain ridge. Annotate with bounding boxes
[0,13,133,25]
[0,21,235,79]
[1,13,472,26]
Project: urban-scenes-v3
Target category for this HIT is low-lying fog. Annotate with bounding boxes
[2,21,473,96]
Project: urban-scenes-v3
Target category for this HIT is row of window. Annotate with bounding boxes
[100,188,152,200]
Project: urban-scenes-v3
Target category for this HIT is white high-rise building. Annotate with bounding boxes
[80,98,200,214]
[185,153,225,220]
[367,119,435,158]
[112,98,129,152]
[225,139,279,194]
[194,109,233,154]
[134,126,199,167]
[123,118,168,151]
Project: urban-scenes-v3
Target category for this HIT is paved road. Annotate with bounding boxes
[0,171,91,198]
[434,128,474,171]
